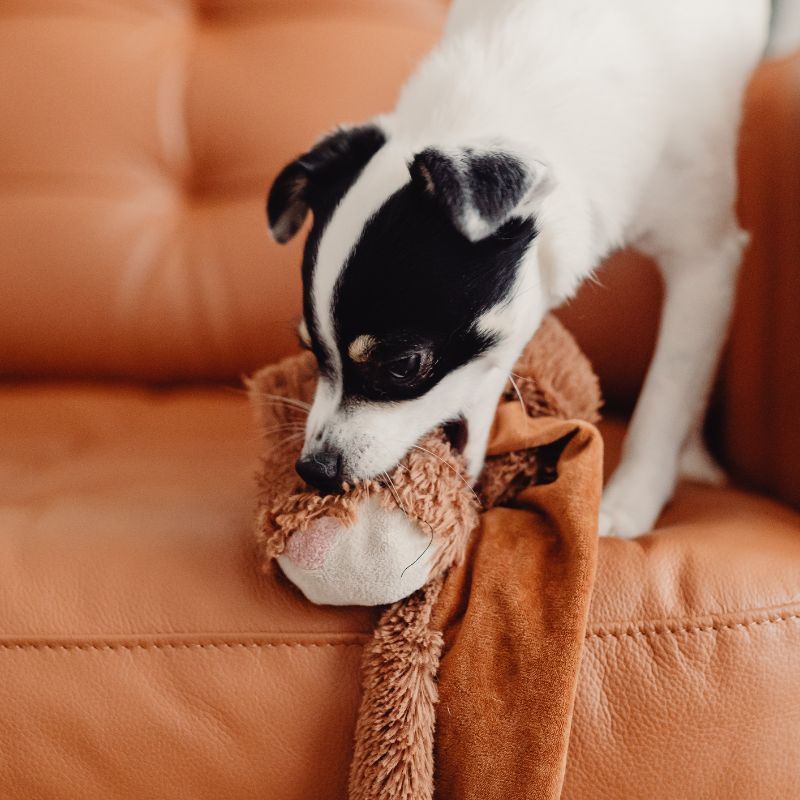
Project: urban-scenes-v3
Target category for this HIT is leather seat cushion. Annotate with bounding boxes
[1,384,798,799]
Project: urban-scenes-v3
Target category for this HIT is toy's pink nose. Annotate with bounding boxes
[283,517,343,569]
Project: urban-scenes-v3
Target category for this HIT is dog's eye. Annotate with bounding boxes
[385,352,422,383]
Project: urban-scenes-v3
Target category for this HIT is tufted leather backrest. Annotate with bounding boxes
[3,2,800,508]
[0,0,445,380]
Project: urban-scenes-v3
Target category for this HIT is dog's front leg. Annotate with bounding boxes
[599,228,747,538]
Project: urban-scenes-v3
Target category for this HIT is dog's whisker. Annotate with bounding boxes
[261,392,311,409]
[381,470,409,517]
[258,398,308,408]
[276,431,305,442]
[220,384,253,398]
[377,436,482,509]
[407,443,483,509]
[261,423,307,435]
[258,408,308,425]
[508,373,533,452]
[508,374,527,417]
[259,411,309,423]
[275,432,306,449]
[259,394,311,413]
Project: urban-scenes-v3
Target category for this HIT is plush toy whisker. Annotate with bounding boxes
[399,520,435,580]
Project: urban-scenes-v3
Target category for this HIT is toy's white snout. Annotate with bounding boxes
[277,498,436,606]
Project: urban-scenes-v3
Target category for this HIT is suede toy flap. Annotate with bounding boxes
[432,413,602,800]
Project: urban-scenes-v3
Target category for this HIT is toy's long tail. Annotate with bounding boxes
[769,0,800,59]
[348,580,443,800]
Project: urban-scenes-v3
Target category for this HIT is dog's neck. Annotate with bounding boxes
[380,4,671,302]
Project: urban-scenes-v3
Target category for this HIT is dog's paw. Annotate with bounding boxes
[678,436,728,486]
[597,502,655,539]
[599,458,676,539]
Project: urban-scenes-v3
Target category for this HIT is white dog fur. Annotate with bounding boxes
[280,1,798,539]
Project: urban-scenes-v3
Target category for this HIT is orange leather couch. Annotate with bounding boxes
[1,2,799,798]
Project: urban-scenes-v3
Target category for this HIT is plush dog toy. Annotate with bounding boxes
[250,315,602,800]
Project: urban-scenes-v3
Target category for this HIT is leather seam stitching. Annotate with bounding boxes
[586,611,800,641]
[3,615,797,651]
[0,641,367,653]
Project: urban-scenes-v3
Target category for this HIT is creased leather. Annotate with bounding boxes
[1,2,799,797]
[1,385,799,798]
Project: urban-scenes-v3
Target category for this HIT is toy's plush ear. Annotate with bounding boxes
[267,124,387,243]
[408,143,553,242]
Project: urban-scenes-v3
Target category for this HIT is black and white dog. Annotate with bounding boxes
[267,0,798,538]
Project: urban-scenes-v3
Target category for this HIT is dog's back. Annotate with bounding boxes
[267,0,792,537]
[394,0,770,259]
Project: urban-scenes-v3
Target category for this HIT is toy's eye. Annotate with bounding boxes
[385,352,422,383]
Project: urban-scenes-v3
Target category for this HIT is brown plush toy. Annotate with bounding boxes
[250,315,603,800]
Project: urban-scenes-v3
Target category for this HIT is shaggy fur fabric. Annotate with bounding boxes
[250,315,602,800]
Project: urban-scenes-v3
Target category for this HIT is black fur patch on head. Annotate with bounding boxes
[467,152,530,227]
[267,125,387,243]
[267,124,387,375]
[409,148,467,218]
[332,181,537,402]
[409,147,534,242]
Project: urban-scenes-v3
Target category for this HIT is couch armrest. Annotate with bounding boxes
[722,53,800,507]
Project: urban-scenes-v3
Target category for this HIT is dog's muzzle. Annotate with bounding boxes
[295,449,345,494]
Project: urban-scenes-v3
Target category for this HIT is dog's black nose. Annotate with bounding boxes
[295,450,345,494]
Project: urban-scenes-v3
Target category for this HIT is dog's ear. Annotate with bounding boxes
[267,124,386,244]
[408,144,553,242]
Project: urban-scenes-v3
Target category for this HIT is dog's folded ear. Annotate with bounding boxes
[408,143,553,242]
[267,124,387,244]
